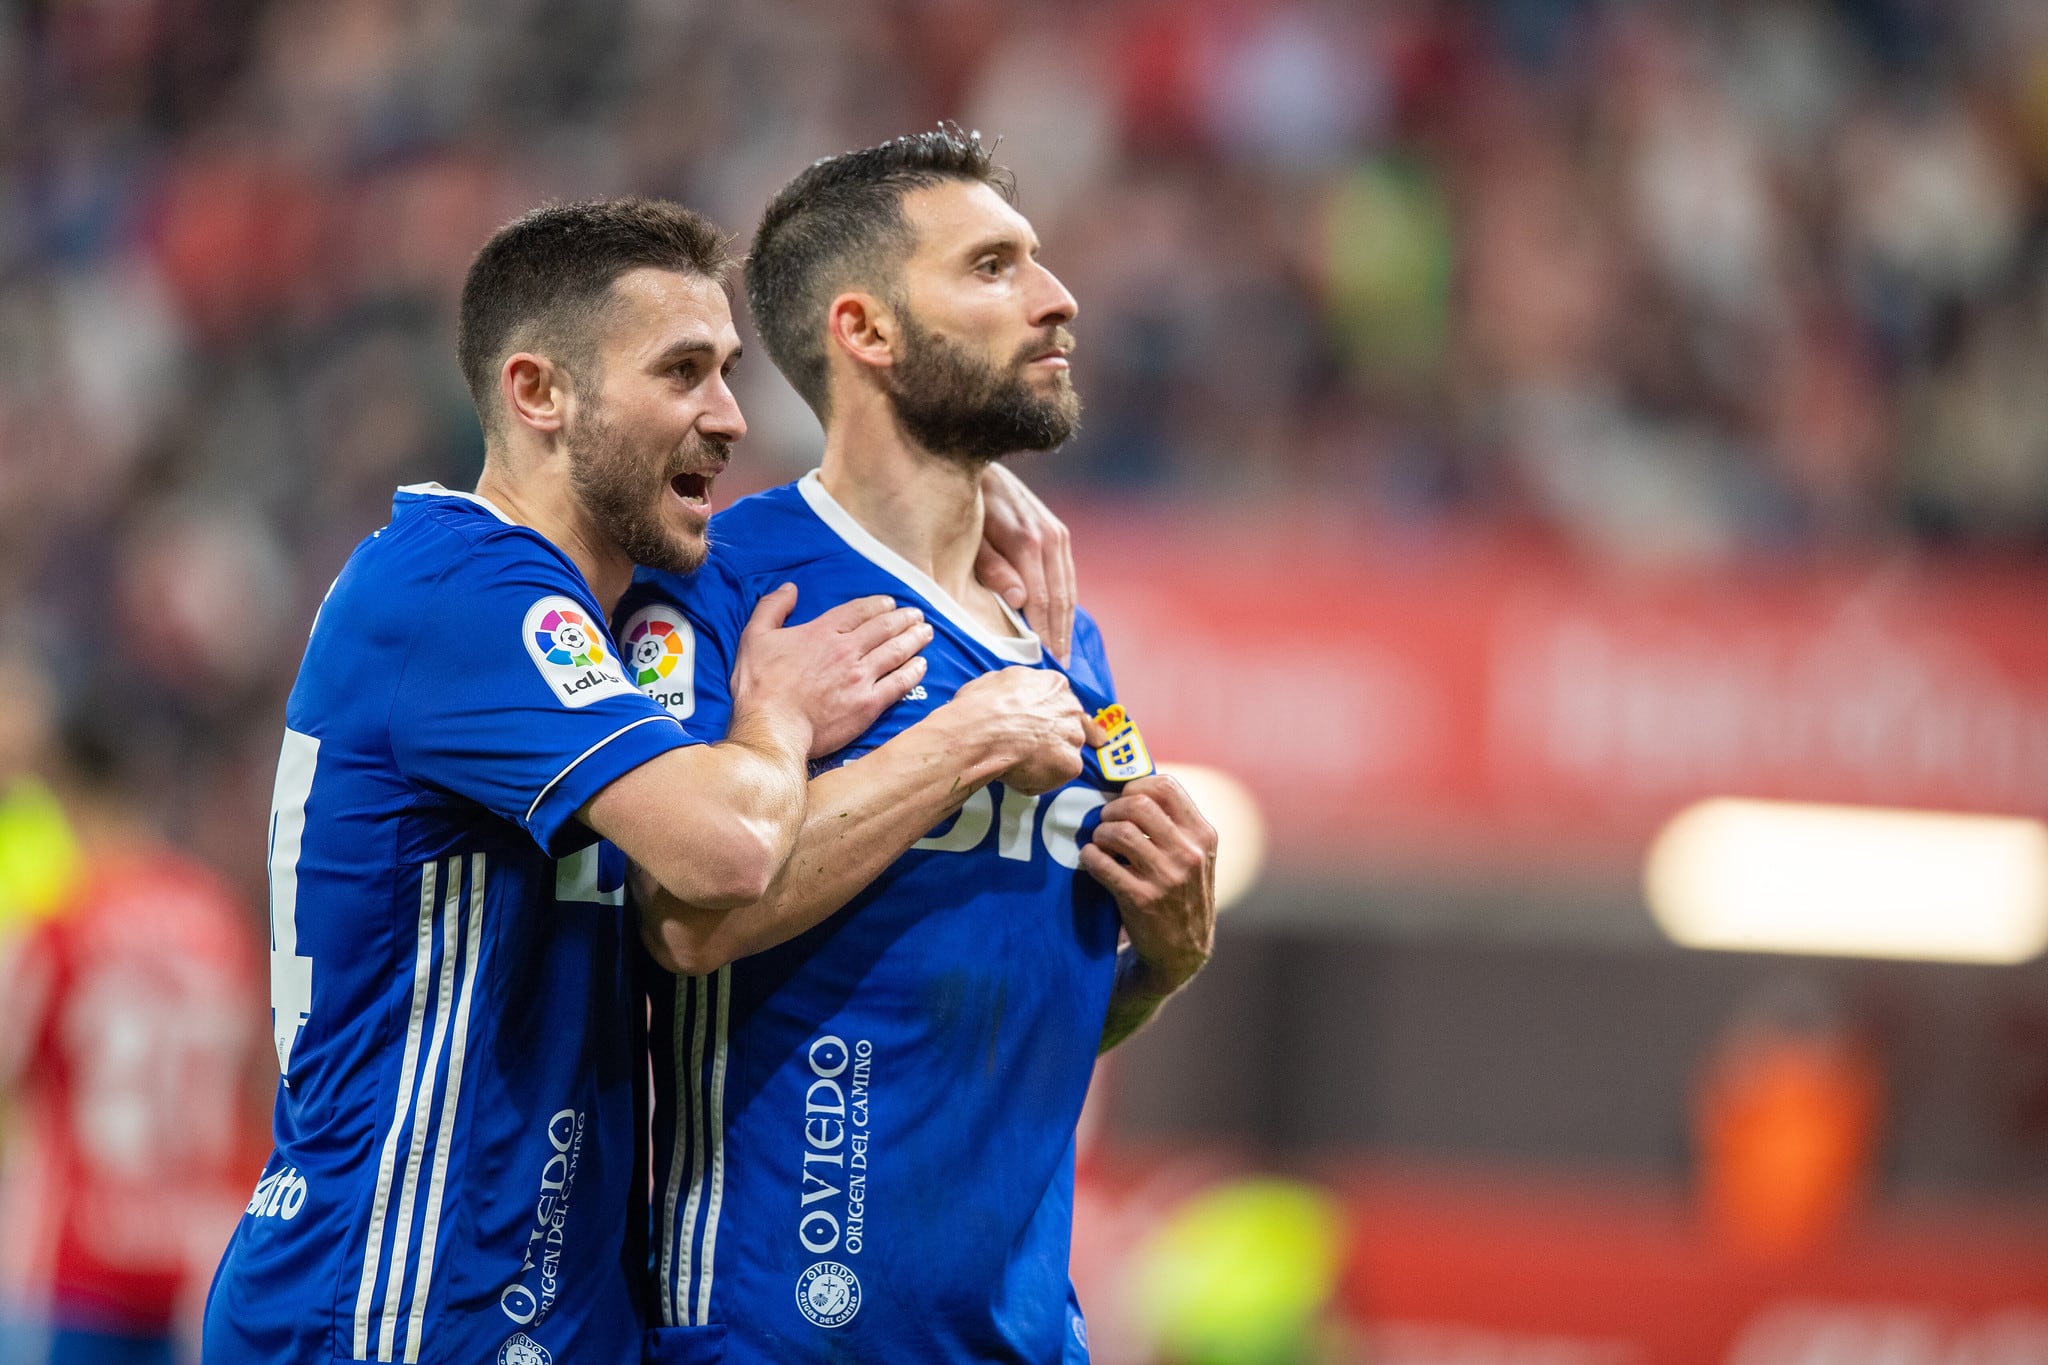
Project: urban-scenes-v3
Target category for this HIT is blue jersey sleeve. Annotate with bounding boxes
[615,561,753,745]
[391,540,694,856]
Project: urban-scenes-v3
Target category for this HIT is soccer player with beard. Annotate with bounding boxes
[618,130,1218,1364]
[202,198,1082,1365]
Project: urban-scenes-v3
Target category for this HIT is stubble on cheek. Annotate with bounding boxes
[568,411,706,574]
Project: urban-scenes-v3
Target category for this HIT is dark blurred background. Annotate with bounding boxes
[4,0,2048,1361]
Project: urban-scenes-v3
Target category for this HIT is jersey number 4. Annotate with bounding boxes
[268,728,319,1081]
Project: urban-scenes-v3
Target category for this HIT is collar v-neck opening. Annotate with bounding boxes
[796,470,1043,665]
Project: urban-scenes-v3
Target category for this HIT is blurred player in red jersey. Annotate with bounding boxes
[0,698,265,1365]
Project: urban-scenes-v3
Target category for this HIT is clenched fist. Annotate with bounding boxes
[942,667,1102,795]
[1081,773,1217,993]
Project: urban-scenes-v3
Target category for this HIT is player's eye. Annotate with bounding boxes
[975,256,1003,278]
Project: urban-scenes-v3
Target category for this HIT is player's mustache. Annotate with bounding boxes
[670,434,731,474]
[1013,327,1076,368]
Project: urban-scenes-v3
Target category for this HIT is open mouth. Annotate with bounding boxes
[670,470,713,506]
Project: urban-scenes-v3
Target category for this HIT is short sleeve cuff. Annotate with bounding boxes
[525,714,697,857]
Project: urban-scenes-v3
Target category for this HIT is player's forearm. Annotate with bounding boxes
[585,705,812,913]
[638,707,1012,975]
[741,718,1012,945]
[671,702,815,904]
[1097,946,1205,1054]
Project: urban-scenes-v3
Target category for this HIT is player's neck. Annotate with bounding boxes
[817,423,1002,629]
[475,456,633,614]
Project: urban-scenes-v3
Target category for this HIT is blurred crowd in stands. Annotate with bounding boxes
[6,0,2048,892]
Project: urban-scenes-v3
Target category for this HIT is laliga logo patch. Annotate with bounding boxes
[497,1333,551,1365]
[796,1261,862,1328]
[1092,703,1154,782]
[521,596,634,709]
[618,604,696,718]
[534,606,604,667]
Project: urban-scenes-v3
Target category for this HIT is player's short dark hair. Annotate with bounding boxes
[458,197,732,436]
[747,125,1016,418]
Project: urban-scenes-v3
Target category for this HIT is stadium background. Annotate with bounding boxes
[4,0,2048,1360]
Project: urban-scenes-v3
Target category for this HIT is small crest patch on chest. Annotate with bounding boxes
[1092,704,1154,783]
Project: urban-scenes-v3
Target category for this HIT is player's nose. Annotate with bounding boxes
[1026,259,1077,330]
[700,372,747,443]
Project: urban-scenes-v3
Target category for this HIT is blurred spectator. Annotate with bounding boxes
[1693,980,1884,1260]
[1130,1177,1343,1365]
[0,653,79,938]
[0,707,264,1365]
[5,0,2048,888]
[4,3,2046,1357]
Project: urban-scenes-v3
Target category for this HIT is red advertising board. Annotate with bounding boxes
[1328,1164,2048,1365]
[1071,509,2048,872]
[1072,1148,2048,1365]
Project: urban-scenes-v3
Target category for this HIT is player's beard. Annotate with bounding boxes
[566,398,722,575]
[885,310,1080,465]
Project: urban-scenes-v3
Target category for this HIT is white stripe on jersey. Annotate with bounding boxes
[355,861,441,1359]
[657,978,691,1327]
[379,856,463,1359]
[405,852,487,1363]
[672,973,711,1326]
[695,965,732,1325]
[525,714,680,825]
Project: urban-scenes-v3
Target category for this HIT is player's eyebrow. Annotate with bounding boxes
[963,233,1041,263]
[651,337,740,367]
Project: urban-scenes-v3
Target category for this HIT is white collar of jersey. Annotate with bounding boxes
[396,482,515,525]
[797,469,1043,665]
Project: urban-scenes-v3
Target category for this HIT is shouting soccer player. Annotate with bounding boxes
[203,199,1081,1365]
[619,130,1219,1363]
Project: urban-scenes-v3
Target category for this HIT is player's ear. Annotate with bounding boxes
[501,352,568,435]
[827,291,896,374]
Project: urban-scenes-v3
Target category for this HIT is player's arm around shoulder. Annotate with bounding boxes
[632,661,1102,976]
[584,582,932,951]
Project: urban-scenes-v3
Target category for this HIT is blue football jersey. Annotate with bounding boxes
[204,485,694,1365]
[615,472,1130,1365]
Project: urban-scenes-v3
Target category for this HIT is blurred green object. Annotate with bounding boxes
[1321,156,1454,385]
[1133,1176,1345,1365]
[0,777,81,933]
